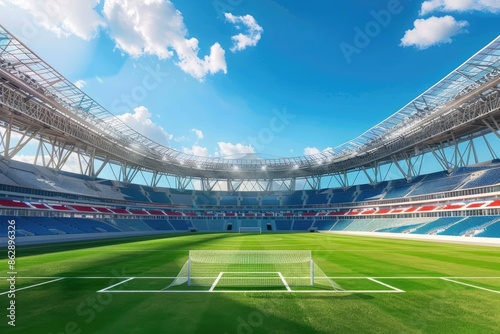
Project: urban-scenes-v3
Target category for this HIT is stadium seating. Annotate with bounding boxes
[476,220,500,237]
[59,218,120,233]
[195,193,218,206]
[331,219,354,231]
[377,223,425,233]
[331,189,356,203]
[143,219,175,231]
[120,184,150,202]
[240,194,260,206]
[305,191,330,205]
[312,220,336,231]
[292,219,314,231]
[410,217,464,235]
[355,187,386,202]
[275,220,292,231]
[168,219,194,231]
[261,194,280,206]
[0,158,499,240]
[437,216,498,236]
[147,190,172,204]
[409,174,469,196]
[112,219,154,231]
[282,192,304,206]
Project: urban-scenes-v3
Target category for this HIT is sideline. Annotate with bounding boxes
[322,231,500,247]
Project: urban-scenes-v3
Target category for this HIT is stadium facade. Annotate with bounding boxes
[0,25,500,240]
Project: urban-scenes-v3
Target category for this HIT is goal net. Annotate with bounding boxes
[165,250,343,291]
[239,227,261,233]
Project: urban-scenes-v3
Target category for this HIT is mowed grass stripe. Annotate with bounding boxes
[0,233,499,334]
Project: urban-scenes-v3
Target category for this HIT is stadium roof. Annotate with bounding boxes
[0,25,499,180]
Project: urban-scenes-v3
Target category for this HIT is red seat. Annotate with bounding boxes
[466,202,484,208]
[443,204,463,210]
[31,203,50,209]
[417,206,436,212]
[70,205,96,212]
[0,199,30,208]
[50,204,71,211]
[487,200,500,207]
[94,207,113,213]
[110,208,130,214]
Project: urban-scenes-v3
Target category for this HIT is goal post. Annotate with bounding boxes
[239,227,261,233]
[187,250,312,287]
[165,250,343,291]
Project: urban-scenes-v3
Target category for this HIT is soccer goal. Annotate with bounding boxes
[239,227,261,233]
[187,250,312,287]
[166,250,342,291]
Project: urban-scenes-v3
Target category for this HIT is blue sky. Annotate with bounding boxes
[0,0,499,160]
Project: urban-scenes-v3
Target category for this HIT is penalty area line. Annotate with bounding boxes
[209,272,224,292]
[367,278,405,292]
[278,272,292,292]
[97,277,135,293]
[441,278,500,294]
[0,277,64,296]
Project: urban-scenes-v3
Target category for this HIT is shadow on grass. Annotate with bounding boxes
[244,292,375,300]
[9,232,235,258]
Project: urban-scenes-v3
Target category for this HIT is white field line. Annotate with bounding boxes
[278,272,292,292]
[220,272,284,274]
[2,276,500,279]
[441,278,500,294]
[209,272,224,292]
[97,277,135,293]
[367,278,405,292]
[0,278,64,296]
[97,289,404,294]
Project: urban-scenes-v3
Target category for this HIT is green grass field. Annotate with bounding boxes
[1,232,500,333]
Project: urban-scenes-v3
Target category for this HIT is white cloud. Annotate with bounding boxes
[116,106,173,145]
[420,0,500,15]
[103,0,227,80]
[183,145,209,157]
[5,0,227,81]
[191,128,204,140]
[13,153,83,174]
[400,16,468,49]
[216,142,254,157]
[12,154,36,164]
[304,147,320,155]
[5,0,105,40]
[174,136,188,142]
[225,13,263,52]
[303,147,333,156]
[74,80,87,89]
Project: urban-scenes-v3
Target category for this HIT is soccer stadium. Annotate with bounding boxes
[1,8,500,334]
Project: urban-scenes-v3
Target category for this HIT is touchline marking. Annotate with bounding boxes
[98,277,135,293]
[209,272,224,292]
[367,278,405,292]
[0,278,64,296]
[441,278,500,294]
